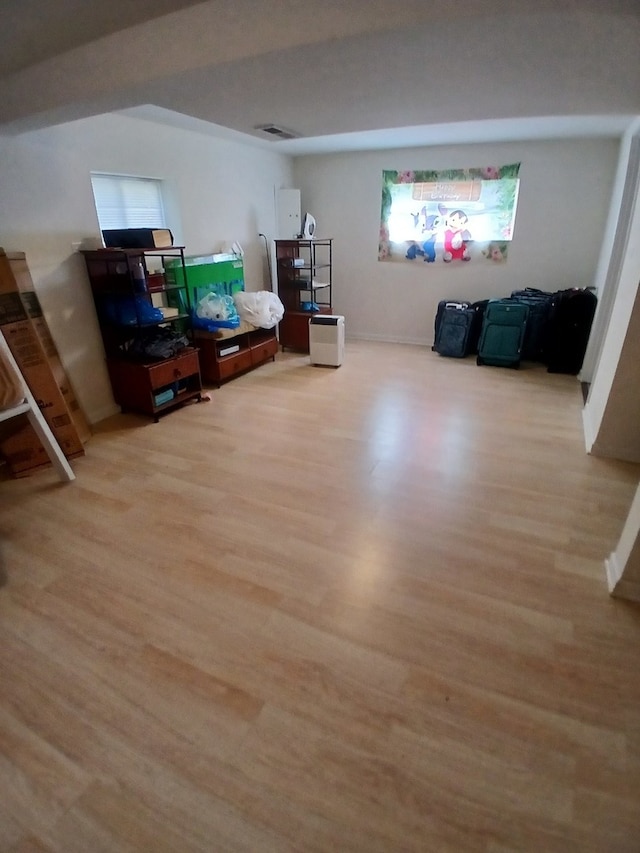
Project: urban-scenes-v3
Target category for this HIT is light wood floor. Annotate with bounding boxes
[1,341,640,853]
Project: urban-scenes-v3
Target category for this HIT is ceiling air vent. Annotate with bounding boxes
[254,124,299,140]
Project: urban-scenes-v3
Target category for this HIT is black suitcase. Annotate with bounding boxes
[477,298,529,368]
[432,300,469,352]
[469,299,489,354]
[546,288,597,374]
[510,288,554,362]
[433,300,487,358]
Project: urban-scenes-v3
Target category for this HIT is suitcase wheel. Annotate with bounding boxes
[476,356,483,366]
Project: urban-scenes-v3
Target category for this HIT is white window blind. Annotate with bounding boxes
[91,173,166,230]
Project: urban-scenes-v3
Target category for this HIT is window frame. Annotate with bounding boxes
[90,172,167,233]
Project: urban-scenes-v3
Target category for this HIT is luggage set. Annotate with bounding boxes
[432,288,597,374]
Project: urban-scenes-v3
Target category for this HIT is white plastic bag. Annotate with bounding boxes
[196,292,237,322]
[233,291,284,329]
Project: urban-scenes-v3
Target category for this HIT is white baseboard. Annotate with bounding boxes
[345,332,430,347]
[605,553,623,591]
[582,403,598,454]
[605,554,640,602]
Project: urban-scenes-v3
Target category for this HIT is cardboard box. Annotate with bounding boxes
[0,250,85,475]
[5,251,92,444]
[0,339,23,409]
[0,413,84,478]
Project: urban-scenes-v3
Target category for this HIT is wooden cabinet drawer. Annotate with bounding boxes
[194,330,276,385]
[217,349,252,380]
[147,349,200,390]
[250,335,278,365]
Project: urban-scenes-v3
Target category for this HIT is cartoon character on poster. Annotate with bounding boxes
[441,207,472,262]
[405,205,426,260]
[405,206,443,262]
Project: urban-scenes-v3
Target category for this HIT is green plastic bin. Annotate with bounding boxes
[164,255,245,306]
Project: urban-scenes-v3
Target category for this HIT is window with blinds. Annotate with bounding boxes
[90,173,167,230]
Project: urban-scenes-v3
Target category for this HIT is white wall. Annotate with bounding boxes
[580,126,640,383]
[606,482,640,603]
[0,113,293,423]
[293,139,619,345]
[582,128,640,462]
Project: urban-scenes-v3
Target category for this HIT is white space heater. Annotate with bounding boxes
[309,315,345,366]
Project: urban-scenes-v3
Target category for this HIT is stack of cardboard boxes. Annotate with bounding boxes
[0,249,91,477]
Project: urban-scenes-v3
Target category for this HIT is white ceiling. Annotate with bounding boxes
[0,0,638,153]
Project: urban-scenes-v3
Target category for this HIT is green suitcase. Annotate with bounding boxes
[476,299,529,368]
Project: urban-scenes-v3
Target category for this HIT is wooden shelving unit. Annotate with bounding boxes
[193,326,278,386]
[275,238,332,352]
[81,247,203,420]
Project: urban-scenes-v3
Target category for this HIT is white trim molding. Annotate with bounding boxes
[606,554,640,603]
[604,482,640,602]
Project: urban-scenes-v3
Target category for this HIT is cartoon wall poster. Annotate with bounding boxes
[378,164,520,264]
